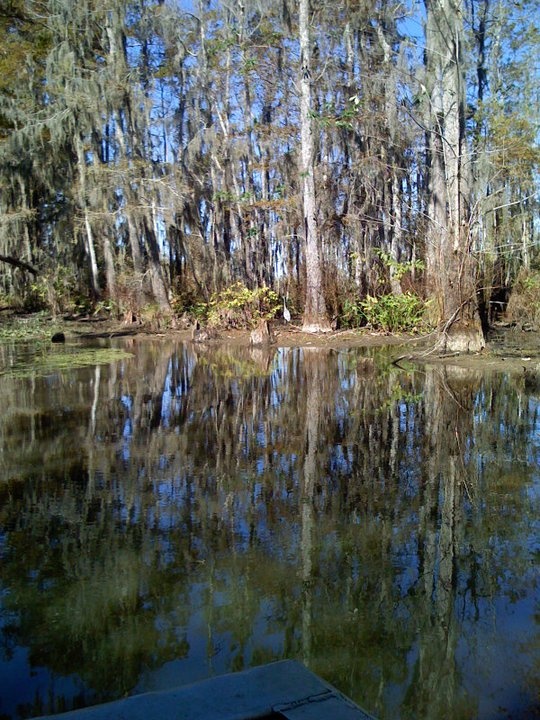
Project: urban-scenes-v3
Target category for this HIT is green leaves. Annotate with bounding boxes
[360,293,430,333]
[376,250,425,282]
[342,292,431,333]
[194,282,281,330]
[2,347,133,379]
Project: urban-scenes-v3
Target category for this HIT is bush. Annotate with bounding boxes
[506,269,540,329]
[377,250,425,282]
[22,281,49,312]
[341,298,365,328]
[23,268,77,315]
[204,282,281,329]
[341,292,431,333]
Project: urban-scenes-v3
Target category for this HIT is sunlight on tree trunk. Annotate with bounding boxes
[424,0,484,352]
[76,138,101,299]
[299,0,331,333]
[301,350,326,663]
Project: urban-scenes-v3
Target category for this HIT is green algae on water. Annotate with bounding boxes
[1,346,133,378]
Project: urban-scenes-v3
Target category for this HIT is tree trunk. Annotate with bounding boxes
[377,23,403,296]
[424,0,484,353]
[102,235,117,301]
[299,0,331,333]
[142,215,170,312]
[75,136,101,298]
[83,207,101,299]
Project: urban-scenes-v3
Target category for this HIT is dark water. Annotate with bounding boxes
[0,338,538,720]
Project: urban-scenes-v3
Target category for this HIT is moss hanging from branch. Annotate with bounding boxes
[0,254,38,276]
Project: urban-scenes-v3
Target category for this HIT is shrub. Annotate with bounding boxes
[341,298,365,328]
[23,268,78,315]
[22,280,49,312]
[377,250,425,282]
[506,269,540,329]
[361,292,430,333]
[206,282,280,329]
[341,292,431,333]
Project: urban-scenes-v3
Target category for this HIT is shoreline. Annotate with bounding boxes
[99,322,540,375]
[1,313,539,374]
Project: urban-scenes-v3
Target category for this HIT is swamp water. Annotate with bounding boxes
[0,338,538,719]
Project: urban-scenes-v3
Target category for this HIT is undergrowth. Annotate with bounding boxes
[186,283,281,329]
[0,312,64,341]
[342,292,431,333]
[506,269,540,329]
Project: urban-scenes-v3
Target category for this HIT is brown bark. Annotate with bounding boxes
[424,0,484,352]
[299,0,331,333]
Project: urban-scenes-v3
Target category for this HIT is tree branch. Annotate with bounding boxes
[0,254,38,276]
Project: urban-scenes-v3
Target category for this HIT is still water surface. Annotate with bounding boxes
[0,338,538,719]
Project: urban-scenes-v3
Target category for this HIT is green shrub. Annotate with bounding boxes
[23,279,49,312]
[341,292,431,333]
[23,268,77,315]
[0,291,17,309]
[377,250,425,282]
[506,269,540,328]
[341,298,365,328]
[361,293,429,332]
[188,302,209,322]
[206,282,280,329]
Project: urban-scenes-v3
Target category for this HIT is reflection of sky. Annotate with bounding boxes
[527,396,540,465]
[121,394,133,460]
[1,343,539,719]
[0,639,94,720]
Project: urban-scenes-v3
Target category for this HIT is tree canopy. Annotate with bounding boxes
[0,0,538,338]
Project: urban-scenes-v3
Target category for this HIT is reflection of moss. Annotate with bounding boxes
[198,350,273,379]
[0,343,538,717]
[380,390,423,412]
[2,347,133,378]
[1,489,193,700]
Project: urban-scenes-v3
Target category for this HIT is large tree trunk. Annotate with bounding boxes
[102,235,117,301]
[83,207,101,299]
[377,24,404,296]
[75,136,101,299]
[143,215,171,312]
[424,0,484,353]
[299,0,331,333]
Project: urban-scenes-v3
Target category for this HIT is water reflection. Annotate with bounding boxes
[0,339,538,719]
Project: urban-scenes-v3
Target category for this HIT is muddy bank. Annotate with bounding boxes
[415,326,540,374]
[2,313,539,374]
[97,321,539,374]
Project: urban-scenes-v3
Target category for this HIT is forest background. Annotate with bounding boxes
[0,0,538,349]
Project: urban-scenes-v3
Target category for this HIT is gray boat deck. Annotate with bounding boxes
[37,660,376,720]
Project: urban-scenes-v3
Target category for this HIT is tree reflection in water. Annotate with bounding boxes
[0,339,538,719]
